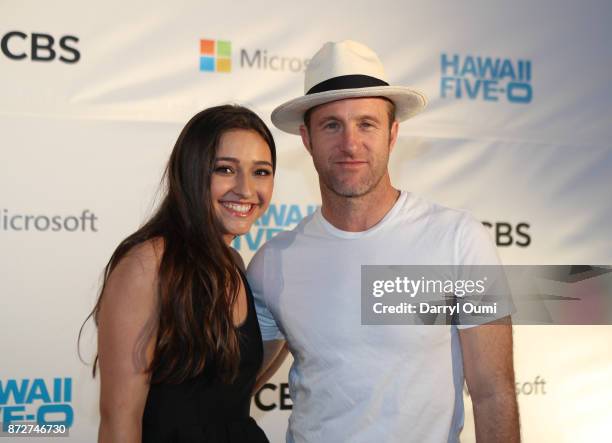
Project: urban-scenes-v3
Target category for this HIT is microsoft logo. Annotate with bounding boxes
[200,39,231,72]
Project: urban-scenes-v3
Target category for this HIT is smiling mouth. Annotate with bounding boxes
[220,201,257,217]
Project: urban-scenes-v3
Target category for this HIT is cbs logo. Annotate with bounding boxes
[482,221,531,247]
[254,383,292,411]
[1,31,80,63]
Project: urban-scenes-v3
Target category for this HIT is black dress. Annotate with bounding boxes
[142,273,269,443]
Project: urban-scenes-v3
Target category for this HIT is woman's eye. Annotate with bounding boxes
[255,168,273,177]
[214,166,233,174]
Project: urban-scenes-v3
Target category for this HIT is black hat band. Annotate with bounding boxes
[306,74,389,95]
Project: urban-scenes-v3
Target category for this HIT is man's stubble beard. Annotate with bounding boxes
[320,165,387,198]
[314,147,391,199]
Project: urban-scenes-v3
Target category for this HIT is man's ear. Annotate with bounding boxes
[299,124,313,155]
[389,120,399,153]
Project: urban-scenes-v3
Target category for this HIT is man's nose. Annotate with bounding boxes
[339,124,358,154]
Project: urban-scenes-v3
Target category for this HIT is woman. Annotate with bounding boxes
[92,105,275,442]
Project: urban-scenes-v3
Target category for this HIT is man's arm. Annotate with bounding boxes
[459,316,520,443]
[254,339,288,392]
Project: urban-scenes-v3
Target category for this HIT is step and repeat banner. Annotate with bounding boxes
[2,1,611,441]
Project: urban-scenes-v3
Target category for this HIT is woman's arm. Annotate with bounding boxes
[97,241,160,443]
[254,339,288,392]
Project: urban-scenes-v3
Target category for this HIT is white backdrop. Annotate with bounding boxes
[1,1,612,441]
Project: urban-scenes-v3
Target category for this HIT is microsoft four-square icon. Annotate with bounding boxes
[200,39,231,72]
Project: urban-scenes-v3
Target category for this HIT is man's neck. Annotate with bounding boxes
[319,176,400,232]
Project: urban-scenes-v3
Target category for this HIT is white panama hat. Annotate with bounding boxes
[271,40,427,135]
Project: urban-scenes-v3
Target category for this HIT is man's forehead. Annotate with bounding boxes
[308,97,389,119]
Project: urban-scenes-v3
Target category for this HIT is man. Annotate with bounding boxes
[248,40,519,443]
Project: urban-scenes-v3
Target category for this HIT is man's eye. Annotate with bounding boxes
[360,121,375,129]
[324,122,339,130]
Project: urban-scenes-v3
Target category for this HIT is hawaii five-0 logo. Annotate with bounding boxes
[440,53,533,103]
[233,203,318,252]
[0,377,73,429]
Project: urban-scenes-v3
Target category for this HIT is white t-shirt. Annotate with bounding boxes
[247,191,502,443]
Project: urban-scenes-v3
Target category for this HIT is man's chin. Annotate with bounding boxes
[328,183,373,198]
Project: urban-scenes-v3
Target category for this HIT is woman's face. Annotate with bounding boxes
[211,129,274,244]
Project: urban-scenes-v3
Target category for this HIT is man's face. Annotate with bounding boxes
[300,97,398,198]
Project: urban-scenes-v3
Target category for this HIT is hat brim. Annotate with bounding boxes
[271,86,427,135]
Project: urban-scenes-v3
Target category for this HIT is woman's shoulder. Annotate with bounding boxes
[103,237,165,305]
[123,237,164,269]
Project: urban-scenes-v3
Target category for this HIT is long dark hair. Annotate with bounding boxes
[83,105,276,384]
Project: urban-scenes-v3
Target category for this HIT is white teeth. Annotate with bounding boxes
[221,202,253,213]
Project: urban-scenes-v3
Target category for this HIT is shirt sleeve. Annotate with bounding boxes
[455,212,502,267]
[246,246,286,341]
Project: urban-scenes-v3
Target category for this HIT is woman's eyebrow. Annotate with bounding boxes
[214,157,239,163]
[215,157,273,168]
